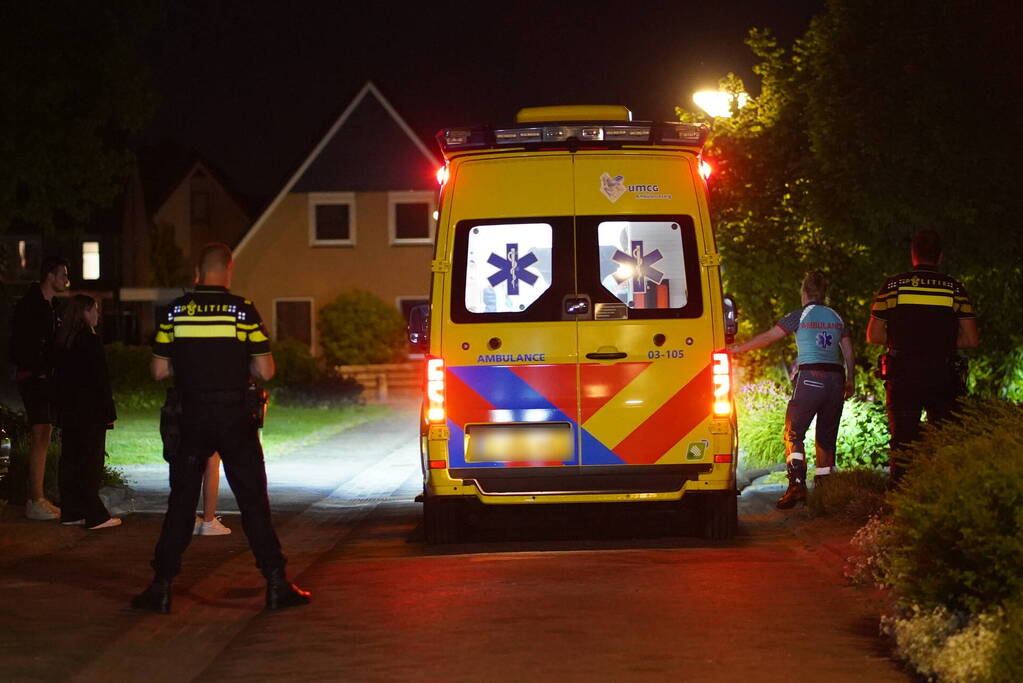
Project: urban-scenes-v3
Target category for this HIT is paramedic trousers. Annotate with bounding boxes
[152,398,285,579]
[784,369,845,475]
[885,355,960,482]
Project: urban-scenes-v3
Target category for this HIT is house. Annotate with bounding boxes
[0,152,253,346]
[231,82,440,354]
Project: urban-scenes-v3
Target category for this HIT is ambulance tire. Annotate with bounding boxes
[423,497,463,544]
[698,491,738,540]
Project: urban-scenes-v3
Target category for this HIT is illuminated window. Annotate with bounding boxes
[464,223,552,314]
[82,242,100,280]
[597,221,687,309]
[309,193,356,246]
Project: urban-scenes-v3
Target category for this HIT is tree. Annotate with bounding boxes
[149,221,190,287]
[680,1,1023,393]
[0,2,159,233]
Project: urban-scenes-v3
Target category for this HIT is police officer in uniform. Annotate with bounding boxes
[867,230,979,482]
[132,243,310,613]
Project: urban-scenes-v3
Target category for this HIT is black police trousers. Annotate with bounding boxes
[152,399,285,579]
[885,355,960,481]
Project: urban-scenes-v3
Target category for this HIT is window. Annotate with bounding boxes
[397,296,429,322]
[596,221,687,309]
[274,299,313,347]
[388,191,435,244]
[576,215,704,320]
[464,223,553,314]
[309,193,356,246]
[82,241,100,280]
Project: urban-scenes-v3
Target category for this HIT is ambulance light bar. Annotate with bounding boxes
[438,122,708,154]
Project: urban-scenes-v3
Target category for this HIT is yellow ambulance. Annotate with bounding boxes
[409,105,738,543]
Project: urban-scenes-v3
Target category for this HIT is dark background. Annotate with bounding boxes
[144,0,822,202]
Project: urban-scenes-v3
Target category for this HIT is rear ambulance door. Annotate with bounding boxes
[572,153,715,467]
[441,155,581,469]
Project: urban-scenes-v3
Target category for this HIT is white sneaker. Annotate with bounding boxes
[193,515,204,535]
[26,499,60,521]
[89,517,122,530]
[195,516,231,536]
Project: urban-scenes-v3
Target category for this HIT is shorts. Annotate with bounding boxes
[17,377,53,426]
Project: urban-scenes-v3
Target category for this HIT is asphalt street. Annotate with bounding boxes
[0,404,908,682]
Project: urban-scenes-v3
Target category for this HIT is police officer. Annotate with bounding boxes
[729,271,855,508]
[132,243,310,614]
[867,230,979,482]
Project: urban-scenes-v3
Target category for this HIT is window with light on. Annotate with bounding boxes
[82,242,100,280]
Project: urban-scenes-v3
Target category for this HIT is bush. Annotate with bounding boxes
[991,597,1023,683]
[887,400,1023,615]
[105,342,164,409]
[808,467,889,522]
[318,290,407,367]
[736,378,889,471]
[267,338,361,406]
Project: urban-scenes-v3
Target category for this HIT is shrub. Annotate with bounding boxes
[736,377,889,471]
[887,400,1023,615]
[318,290,407,367]
[845,514,897,587]
[882,606,1004,683]
[808,467,889,522]
[105,342,164,409]
[991,597,1023,682]
[266,338,362,407]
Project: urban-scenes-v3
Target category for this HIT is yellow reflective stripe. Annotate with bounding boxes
[901,286,954,295]
[249,330,269,343]
[237,323,260,330]
[897,293,954,307]
[237,332,247,341]
[174,324,237,338]
[176,315,238,323]
[158,323,174,330]
[155,331,174,343]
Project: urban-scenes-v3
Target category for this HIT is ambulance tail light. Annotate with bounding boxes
[426,357,445,423]
[712,352,732,416]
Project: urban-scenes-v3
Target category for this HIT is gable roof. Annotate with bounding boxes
[234,82,440,258]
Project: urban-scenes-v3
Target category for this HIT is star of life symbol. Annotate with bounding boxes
[816,331,834,349]
[487,243,539,295]
[599,173,626,203]
[612,240,664,293]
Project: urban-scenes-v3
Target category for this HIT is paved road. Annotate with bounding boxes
[0,406,907,682]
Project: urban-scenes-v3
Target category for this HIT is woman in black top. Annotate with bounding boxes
[53,295,120,529]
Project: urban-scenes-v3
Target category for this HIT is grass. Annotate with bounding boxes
[106,402,389,466]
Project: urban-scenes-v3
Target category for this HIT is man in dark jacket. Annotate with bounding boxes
[10,256,69,520]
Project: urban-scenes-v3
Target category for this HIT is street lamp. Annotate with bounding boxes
[692,90,748,118]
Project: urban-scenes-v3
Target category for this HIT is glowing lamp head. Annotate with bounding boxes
[699,160,712,180]
[426,357,446,424]
[436,165,449,185]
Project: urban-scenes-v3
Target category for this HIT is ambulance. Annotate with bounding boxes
[408,105,738,543]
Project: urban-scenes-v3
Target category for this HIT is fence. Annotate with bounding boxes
[335,361,423,403]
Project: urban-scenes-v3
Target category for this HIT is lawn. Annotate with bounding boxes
[106,402,389,466]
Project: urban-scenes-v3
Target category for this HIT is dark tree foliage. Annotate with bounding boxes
[682,0,1023,395]
[0,2,159,234]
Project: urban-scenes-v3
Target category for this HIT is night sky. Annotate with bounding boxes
[144,0,823,201]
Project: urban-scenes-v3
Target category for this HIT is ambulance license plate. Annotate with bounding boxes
[466,423,573,463]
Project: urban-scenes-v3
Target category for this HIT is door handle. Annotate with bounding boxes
[586,351,627,360]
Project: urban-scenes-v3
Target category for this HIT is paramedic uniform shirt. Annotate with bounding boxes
[776,304,847,369]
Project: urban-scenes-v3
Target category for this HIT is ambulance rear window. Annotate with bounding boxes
[464,223,553,314]
[597,220,688,309]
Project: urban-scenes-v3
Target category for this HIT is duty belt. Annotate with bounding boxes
[182,389,247,403]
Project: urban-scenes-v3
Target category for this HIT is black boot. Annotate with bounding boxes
[265,569,311,610]
[776,458,808,510]
[131,577,172,614]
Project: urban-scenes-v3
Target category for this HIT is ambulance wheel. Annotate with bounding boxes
[423,497,463,544]
[698,491,738,540]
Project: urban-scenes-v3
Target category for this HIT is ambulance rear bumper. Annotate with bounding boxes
[449,464,714,496]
